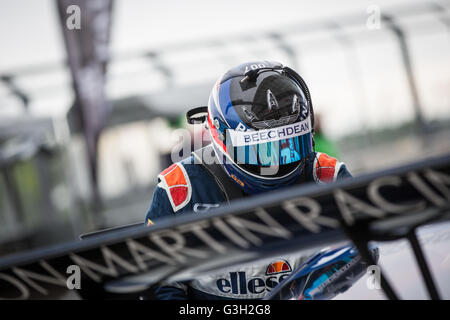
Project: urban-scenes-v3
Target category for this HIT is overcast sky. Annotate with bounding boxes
[0,0,422,70]
[0,0,448,136]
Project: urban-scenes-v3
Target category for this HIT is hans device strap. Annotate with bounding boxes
[192,145,244,201]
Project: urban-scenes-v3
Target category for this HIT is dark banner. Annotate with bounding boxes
[56,0,113,197]
[0,154,449,299]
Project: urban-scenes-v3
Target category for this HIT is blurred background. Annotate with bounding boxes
[0,0,449,259]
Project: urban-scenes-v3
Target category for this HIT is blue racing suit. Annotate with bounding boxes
[145,146,352,299]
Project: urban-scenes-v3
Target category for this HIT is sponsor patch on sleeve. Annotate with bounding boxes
[313,152,343,183]
[158,163,192,212]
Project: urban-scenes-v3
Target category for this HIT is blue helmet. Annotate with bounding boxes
[203,61,315,194]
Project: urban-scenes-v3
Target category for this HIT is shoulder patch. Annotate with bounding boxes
[313,152,343,184]
[158,163,192,212]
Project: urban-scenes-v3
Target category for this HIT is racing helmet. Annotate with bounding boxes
[188,61,315,194]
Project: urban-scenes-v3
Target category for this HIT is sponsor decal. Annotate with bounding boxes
[228,117,311,147]
[308,255,361,297]
[235,122,247,132]
[231,174,245,188]
[266,260,292,275]
[216,260,292,295]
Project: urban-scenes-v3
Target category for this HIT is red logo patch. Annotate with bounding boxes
[265,260,292,275]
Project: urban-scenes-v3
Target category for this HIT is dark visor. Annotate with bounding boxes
[229,132,313,167]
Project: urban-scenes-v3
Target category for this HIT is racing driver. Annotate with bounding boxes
[144,61,372,300]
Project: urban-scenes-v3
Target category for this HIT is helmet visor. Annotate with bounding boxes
[225,118,313,177]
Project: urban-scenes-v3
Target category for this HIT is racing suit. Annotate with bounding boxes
[145,145,352,299]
